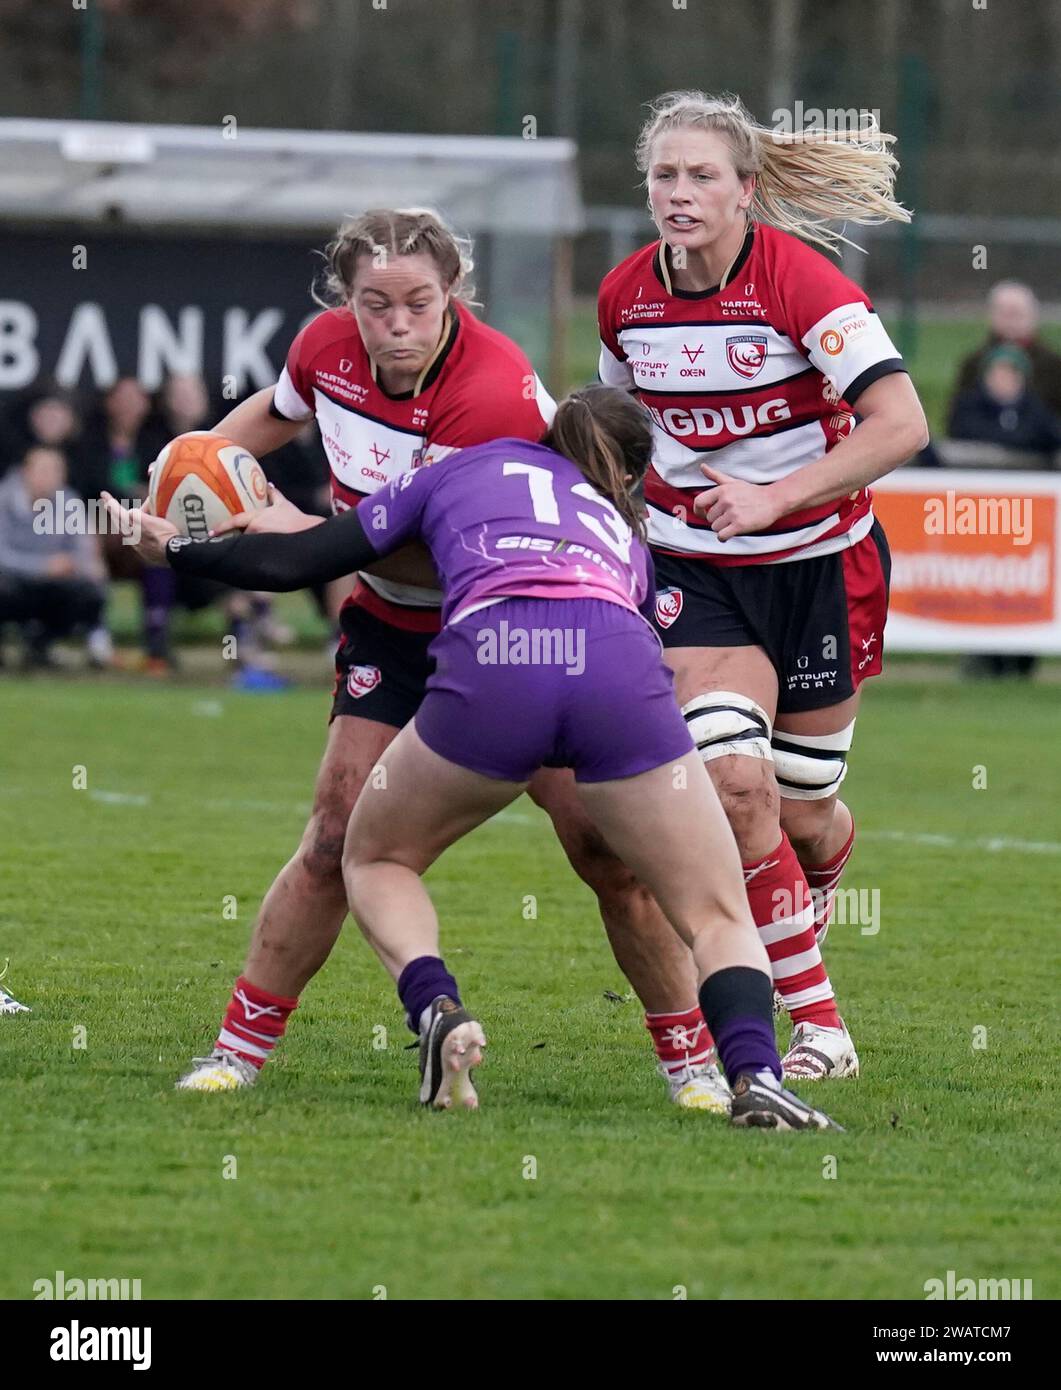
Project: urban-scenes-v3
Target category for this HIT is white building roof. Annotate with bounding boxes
[0,119,584,235]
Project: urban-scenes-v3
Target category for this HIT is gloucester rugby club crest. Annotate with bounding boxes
[347,664,382,698]
[726,334,768,379]
[655,588,684,629]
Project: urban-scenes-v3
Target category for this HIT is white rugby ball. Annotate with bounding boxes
[148,431,269,539]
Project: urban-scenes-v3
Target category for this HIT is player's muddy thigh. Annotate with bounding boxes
[527,767,700,1014]
[243,715,399,997]
[665,644,781,863]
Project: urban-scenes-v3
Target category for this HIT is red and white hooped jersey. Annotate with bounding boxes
[273,300,555,627]
[598,223,907,566]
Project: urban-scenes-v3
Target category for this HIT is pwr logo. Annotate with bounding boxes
[726,334,767,379]
[655,588,684,629]
[347,665,382,699]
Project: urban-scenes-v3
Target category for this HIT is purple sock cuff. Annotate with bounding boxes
[714,1015,782,1084]
[397,955,461,1035]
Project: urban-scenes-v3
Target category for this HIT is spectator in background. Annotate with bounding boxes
[143,375,295,689]
[78,377,154,501]
[951,281,1061,420]
[141,372,229,673]
[139,372,213,462]
[0,445,108,669]
[78,377,168,668]
[948,345,1061,462]
[0,384,84,486]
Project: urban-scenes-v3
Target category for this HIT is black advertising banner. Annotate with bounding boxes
[0,229,328,397]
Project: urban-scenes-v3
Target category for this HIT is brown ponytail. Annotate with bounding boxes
[542,384,652,541]
[315,207,479,308]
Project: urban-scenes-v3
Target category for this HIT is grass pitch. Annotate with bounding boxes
[1,669,1058,1301]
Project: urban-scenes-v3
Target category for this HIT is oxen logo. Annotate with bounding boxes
[347,664,382,699]
[681,343,705,365]
[655,588,684,629]
[726,334,768,379]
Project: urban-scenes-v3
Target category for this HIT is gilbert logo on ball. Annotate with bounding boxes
[655,588,683,629]
[347,665,382,699]
[148,432,269,538]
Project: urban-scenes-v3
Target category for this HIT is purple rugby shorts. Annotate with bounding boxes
[413,595,693,783]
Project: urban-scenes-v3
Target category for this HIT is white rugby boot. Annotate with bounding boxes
[418,996,486,1110]
[781,1018,859,1080]
[0,984,31,1015]
[176,1050,258,1092]
[660,1049,732,1114]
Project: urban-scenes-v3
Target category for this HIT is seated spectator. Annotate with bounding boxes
[78,377,154,503]
[951,282,1061,420]
[948,346,1061,462]
[0,446,109,669]
[79,377,176,671]
[141,376,299,688]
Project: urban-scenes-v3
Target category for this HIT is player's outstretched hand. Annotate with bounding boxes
[210,483,323,538]
[693,463,784,540]
[100,492,179,565]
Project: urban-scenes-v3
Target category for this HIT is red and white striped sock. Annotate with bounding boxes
[801,817,856,940]
[216,974,297,1070]
[645,1006,714,1076]
[743,834,840,1030]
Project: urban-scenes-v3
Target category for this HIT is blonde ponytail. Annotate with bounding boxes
[636,90,910,255]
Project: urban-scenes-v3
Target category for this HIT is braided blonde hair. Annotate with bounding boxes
[636,90,911,255]
[315,207,479,307]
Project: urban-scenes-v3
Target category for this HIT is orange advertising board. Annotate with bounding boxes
[871,470,1061,652]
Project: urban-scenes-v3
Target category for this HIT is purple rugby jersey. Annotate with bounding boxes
[360,438,654,626]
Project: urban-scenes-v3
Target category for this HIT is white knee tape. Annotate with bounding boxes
[771,720,856,800]
[681,690,774,764]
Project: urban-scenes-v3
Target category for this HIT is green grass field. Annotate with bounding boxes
[1,669,1058,1301]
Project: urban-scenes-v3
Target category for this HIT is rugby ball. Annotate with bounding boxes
[148,432,269,538]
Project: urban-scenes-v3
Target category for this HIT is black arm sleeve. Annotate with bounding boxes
[165,507,378,592]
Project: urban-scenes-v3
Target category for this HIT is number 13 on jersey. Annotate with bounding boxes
[502,461,634,562]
